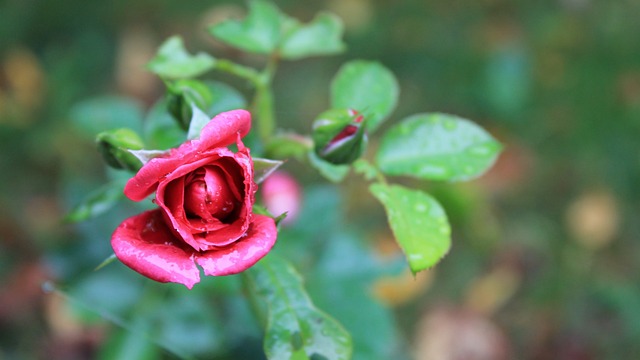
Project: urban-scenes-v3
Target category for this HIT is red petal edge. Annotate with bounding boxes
[196,109,251,152]
[195,214,277,276]
[111,209,201,289]
[124,109,252,202]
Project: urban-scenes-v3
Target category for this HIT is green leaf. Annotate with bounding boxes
[166,79,215,129]
[209,0,284,54]
[264,132,312,161]
[369,183,451,273]
[127,149,168,165]
[307,151,350,183]
[376,113,502,181]
[186,104,212,140]
[65,179,126,222]
[144,99,186,150]
[306,233,406,360]
[96,128,145,171]
[147,36,216,79]
[98,319,161,360]
[352,159,379,181]
[69,96,144,137]
[246,255,352,360]
[331,60,399,132]
[253,157,283,184]
[205,81,248,115]
[280,12,345,60]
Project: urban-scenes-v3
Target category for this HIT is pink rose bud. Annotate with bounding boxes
[261,171,301,226]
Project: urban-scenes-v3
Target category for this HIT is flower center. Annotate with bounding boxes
[184,166,236,221]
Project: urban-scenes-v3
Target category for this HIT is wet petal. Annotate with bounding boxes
[111,209,201,289]
[202,166,236,218]
[123,110,251,202]
[195,109,251,151]
[195,214,277,276]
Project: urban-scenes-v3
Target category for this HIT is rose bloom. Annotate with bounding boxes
[111,109,277,289]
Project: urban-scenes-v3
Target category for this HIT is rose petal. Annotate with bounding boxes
[124,110,251,201]
[195,215,277,276]
[202,166,236,218]
[154,149,249,249]
[111,209,201,289]
[192,149,254,248]
[195,109,251,152]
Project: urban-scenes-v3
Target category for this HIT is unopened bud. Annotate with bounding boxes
[96,128,144,171]
[311,109,367,165]
[166,79,213,130]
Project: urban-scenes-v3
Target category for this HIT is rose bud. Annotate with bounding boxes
[166,79,213,130]
[96,128,144,171]
[260,171,302,226]
[311,108,367,165]
[111,109,277,289]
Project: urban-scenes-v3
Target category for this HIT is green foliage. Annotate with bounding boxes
[209,0,344,59]
[245,255,352,360]
[264,132,312,161]
[209,0,283,54]
[69,96,144,136]
[370,183,451,273]
[96,128,144,171]
[147,36,216,79]
[186,104,212,140]
[143,99,187,150]
[166,79,215,129]
[126,149,167,166]
[331,61,399,132]
[98,318,160,360]
[307,151,350,183]
[279,12,345,60]
[56,1,504,359]
[376,113,502,181]
[311,108,367,165]
[305,233,405,360]
[65,180,127,223]
[252,157,283,184]
[205,81,248,116]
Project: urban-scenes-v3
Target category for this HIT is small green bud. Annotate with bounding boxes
[96,128,144,171]
[166,79,213,130]
[312,109,368,165]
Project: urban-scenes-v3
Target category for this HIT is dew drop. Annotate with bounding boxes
[415,203,428,212]
[442,118,457,131]
[469,144,491,156]
[409,254,424,261]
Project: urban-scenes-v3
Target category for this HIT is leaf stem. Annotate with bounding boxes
[353,158,387,185]
[215,59,261,83]
[253,54,279,143]
[215,56,279,144]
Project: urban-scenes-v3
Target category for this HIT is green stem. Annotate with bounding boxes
[254,81,275,143]
[215,56,279,144]
[353,158,387,184]
[253,54,279,143]
[215,59,260,83]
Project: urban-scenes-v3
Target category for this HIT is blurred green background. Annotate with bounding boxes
[2,0,639,359]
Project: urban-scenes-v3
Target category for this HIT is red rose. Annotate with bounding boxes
[111,109,277,289]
